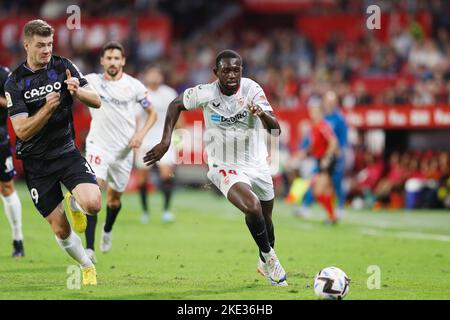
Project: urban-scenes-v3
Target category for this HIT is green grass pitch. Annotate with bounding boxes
[0,182,449,300]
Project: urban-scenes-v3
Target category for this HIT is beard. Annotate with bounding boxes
[107,67,119,77]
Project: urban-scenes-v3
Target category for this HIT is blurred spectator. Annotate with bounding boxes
[2,1,450,109]
[409,39,446,71]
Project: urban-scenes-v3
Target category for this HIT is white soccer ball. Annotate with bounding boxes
[313,266,350,300]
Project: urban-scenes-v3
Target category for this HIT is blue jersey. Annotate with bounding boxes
[324,108,348,148]
[300,134,311,151]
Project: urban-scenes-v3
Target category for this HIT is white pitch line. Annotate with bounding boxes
[359,228,450,243]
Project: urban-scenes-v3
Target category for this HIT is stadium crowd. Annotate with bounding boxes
[1,0,450,110]
[346,149,450,210]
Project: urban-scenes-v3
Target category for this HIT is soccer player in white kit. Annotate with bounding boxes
[83,42,156,262]
[134,67,179,224]
[144,50,287,286]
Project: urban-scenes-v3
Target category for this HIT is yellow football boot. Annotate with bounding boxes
[82,265,97,285]
[65,192,87,233]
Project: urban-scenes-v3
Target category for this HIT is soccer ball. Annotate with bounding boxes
[313,266,350,300]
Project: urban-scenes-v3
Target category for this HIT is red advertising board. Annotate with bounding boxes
[345,106,450,129]
[243,0,337,12]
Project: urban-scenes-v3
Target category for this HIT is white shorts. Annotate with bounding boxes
[134,142,176,169]
[207,166,275,201]
[85,142,133,192]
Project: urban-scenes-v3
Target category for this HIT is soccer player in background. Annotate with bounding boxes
[134,66,179,224]
[306,103,339,224]
[83,42,156,263]
[322,91,348,217]
[144,50,288,286]
[5,19,101,284]
[0,65,25,258]
[296,91,348,219]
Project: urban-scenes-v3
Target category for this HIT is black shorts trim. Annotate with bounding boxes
[316,156,337,176]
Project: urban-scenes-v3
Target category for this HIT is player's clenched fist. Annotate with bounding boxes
[45,91,61,110]
[64,69,79,96]
[143,142,169,166]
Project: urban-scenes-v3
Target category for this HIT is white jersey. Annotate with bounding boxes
[138,84,178,147]
[85,73,150,152]
[183,78,273,169]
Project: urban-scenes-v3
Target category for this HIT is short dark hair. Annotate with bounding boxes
[101,41,125,57]
[215,50,242,69]
[24,19,54,39]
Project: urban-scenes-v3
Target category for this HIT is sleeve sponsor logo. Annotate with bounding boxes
[5,92,12,108]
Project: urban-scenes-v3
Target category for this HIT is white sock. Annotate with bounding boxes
[1,191,23,241]
[262,248,275,261]
[56,231,93,268]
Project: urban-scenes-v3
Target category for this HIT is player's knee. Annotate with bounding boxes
[84,196,102,215]
[241,197,262,216]
[55,228,71,240]
[52,220,70,239]
[0,181,14,197]
[161,178,174,190]
[107,198,121,209]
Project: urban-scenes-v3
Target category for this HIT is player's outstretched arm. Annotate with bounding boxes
[65,69,101,109]
[10,92,61,141]
[248,104,281,136]
[143,93,186,166]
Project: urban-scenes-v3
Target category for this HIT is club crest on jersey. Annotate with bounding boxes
[211,110,248,124]
[24,82,62,99]
[47,69,58,81]
[139,97,150,108]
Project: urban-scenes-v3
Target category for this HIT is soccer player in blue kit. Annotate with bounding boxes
[5,20,101,284]
[0,65,25,258]
[297,91,348,219]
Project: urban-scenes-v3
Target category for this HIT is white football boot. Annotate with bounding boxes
[161,211,175,223]
[141,212,150,224]
[260,251,288,286]
[257,257,269,277]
